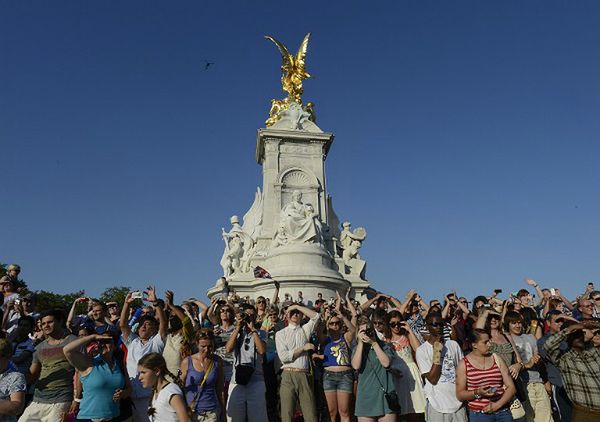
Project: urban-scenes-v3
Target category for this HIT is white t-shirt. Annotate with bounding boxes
[416,340,464,414]
[150,382,183,422]
[124,333,165,398]
[512,333,542,384]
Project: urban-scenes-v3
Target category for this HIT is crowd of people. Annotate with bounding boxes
[0,263,599,422]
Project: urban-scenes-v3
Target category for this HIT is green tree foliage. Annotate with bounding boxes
[33,290,85,313]
[1,263,136,312]
[99,286,131,306]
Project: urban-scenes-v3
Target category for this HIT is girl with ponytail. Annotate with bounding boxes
[138,353,191,422]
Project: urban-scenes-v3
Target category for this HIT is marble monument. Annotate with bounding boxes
[207,33,370,302]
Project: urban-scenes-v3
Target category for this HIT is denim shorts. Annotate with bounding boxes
[322,369,354,393]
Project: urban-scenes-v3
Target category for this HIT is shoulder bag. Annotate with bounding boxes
[368,348,401,413]
[492,353,525,420]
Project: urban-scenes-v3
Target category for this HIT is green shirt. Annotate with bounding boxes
[32,334,77,403]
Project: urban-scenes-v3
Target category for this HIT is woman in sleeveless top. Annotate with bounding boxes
[63,333,131,422]
[386,310,426,421]
[316,295,356,422]
[180,329,224,422]
[456,329,516,421]
[476,309,515,367]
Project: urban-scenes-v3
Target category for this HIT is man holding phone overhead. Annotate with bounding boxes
[119,286,167,422]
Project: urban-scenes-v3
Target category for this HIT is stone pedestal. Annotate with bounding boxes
[209,104,371,303]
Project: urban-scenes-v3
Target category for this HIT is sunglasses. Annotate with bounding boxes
[389,322,403,328]
[244,337,251,351]
[592,330,600,336]
[328,321,341,326]
[373,321,384,326]
[592,297,600,301]
[429,322,443,328]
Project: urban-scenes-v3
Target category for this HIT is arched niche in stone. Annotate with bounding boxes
[278,167,322,218]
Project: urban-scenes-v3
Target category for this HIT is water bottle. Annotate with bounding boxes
[128,307,142,327]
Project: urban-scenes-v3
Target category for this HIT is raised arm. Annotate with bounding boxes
[344,287,359,327]
[415,293,430,317]
[359,293,382,312]
[147,286,167,341]
[64,334,110,372]
[441,297,451,320]
[1,300,15,330]
[225,316,242,353]
[165,290,187,324]
[557,289,574,311]
[401,289,417,315]
[67,297,88,331]
[351,337,365,370]
[271,280,280,305]
[474,309,490,329]
[388,295,404,313]
[119,292,134,341]
[292,304,317,320]
[421,342,443,385]
[525,278,544,307]
[455,296,470,316]
[206,298,220,326]
[334,293,355,343]
[402,321,422,351]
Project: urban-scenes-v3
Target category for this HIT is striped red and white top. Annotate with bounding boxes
[464,356,504,411]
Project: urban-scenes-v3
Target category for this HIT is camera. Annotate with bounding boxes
[363,327,375,338]
[241,313,254,324]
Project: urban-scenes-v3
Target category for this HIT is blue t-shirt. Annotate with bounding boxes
[323,337,351,367]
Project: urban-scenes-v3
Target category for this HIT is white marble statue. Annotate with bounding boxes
[276,190,322,246]
[270,222,289,248]
[343,239,362,263]
[339,222,367,275]
[340,221,366,251]
[220,216,247,277]
[219,188,265,276]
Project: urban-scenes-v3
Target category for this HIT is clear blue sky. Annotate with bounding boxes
[2,1,599,302]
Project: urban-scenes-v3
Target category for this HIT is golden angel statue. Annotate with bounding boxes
[264,33,316,127]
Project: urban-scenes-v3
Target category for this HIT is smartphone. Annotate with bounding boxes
[494,289,502,294]
[550,288,556,296]
[131,291,143,300]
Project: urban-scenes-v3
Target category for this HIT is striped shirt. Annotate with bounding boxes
[464,356,504,411]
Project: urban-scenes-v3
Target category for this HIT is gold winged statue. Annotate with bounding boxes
[264,33,316,127]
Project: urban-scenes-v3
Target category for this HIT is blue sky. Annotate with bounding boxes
[2,1,599,302]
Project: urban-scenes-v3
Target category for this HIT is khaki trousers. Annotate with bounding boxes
[279,370,317,422]
[524,382,554,422]
[18,401,71,422]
